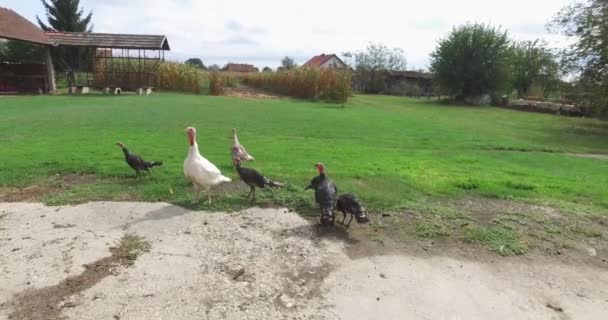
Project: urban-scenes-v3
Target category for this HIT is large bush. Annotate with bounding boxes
[430,23,511,103]
[552,0,608,115]
[510,40,561,98]
[344,42,407,93]
[242,67,352,103]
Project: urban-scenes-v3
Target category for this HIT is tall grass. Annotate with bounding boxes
[242,68,352,103]
[209,72,224,96]
[158,62,207,93]
[93,59,207,93]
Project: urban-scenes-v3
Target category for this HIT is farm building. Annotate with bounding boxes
[0,6,171,94]
[44,31,170,92]
[223,63,258,72]
[384,71,434,97]
[0,7,56,93]
[303,54,348,69]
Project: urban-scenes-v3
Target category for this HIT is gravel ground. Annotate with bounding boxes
[1,201,608,320]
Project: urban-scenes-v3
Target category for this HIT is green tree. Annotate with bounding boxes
[262,66,272,72]
[185,58,206,69]
[510,40,561,98]
[343,42,407,93]
[0,40,46,62]
[280,56,297,70]
[551,0,608,114]
[430,23,511,103]
[37,0,93,32]
[36,0,93,72]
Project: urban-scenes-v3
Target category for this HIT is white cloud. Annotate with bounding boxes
[4,0,572,68]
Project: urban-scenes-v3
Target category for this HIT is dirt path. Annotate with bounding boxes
[1,202,607,319]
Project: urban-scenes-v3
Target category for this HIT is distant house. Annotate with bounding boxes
[302,54,348,69]
[223,63,257,72]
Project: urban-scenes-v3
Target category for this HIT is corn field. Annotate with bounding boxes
[93,59,207,93]
[241,68,352,103]
[157,62,207,93]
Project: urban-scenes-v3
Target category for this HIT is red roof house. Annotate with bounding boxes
[302,54,347,69]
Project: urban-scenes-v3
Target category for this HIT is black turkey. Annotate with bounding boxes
[337,193,370,228]
[232,148,283,201]
[305,163,338,226]
[116,142,163,178]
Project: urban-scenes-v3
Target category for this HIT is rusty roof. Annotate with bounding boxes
[45,31,170,50]
[302,54,346,68]
[0,7,53,45]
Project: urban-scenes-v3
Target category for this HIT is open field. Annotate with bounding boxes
[1,93,608,256]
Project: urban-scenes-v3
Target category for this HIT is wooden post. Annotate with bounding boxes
[44,47,56,94]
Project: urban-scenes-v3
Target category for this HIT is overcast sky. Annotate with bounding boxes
[4,0,572,69]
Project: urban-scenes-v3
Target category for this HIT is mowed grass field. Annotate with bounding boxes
[1,93,607,255]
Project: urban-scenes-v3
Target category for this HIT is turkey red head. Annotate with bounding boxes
[314,162,326,174]
[185,127,196,146]
[116,141,125,149]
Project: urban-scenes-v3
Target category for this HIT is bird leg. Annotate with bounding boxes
[207,192,212,204]
[341,212,347,225]
[135,170,141,179]
[345,214,354,228]
[251,188,256,202]
[192,186,202,204]
[245,186,254,199]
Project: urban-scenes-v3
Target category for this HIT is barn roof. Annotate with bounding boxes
[44,31,170,50]
[0,7,53,45]
[302,54,345,68]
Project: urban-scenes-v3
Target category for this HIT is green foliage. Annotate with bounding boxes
[37,0,93,32]
[465,226,527,256]
[344,42,407,93]
[552,0,608,114]
[185,58,206,70]
[0,40,46,62]
[510,40,561,98]
[280,56,297,71]
[431,23,511,102]
[262,66,272,72]
[242,67,352,103]
[36,0,94,72]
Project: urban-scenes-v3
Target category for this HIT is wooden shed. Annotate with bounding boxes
[0,7,56,93]
[44,31,170,91]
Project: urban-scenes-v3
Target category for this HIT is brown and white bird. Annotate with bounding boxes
[232,128,255,161]
[183,127,231,204]
[232,147,283,202]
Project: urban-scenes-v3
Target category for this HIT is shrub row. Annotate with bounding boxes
[241,68,352,103]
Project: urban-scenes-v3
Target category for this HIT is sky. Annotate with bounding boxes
[3,0,572,69]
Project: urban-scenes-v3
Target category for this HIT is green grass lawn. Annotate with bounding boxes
[1,93,607,255]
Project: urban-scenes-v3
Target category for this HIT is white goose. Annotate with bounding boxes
[232,128,255,161]
[184,127,231,204]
